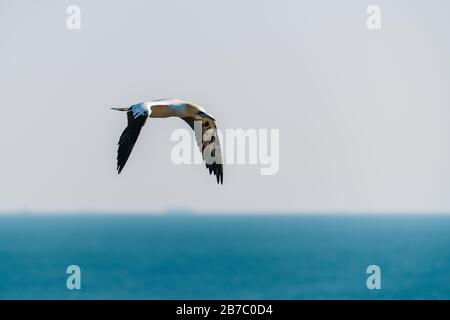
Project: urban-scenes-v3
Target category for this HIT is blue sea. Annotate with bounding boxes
[0,214,449,299]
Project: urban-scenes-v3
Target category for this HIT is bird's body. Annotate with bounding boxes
[111,99,223,184]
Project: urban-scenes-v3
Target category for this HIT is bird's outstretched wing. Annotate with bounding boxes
[182,117,223,184]
[117,109,148,173]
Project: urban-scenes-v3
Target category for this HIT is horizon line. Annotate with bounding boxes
[1,210,450,216]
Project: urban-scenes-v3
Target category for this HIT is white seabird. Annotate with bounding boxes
[111,98,223,184]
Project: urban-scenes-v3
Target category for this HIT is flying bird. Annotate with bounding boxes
[111,99,223,184]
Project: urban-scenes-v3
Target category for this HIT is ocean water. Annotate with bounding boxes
[0,214,449,300]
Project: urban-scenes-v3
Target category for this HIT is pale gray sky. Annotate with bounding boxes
[1,0,450,213]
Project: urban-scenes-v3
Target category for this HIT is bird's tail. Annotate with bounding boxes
[110,107,129,112]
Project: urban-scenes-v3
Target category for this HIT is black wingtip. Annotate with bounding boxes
[215,164,223,185]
